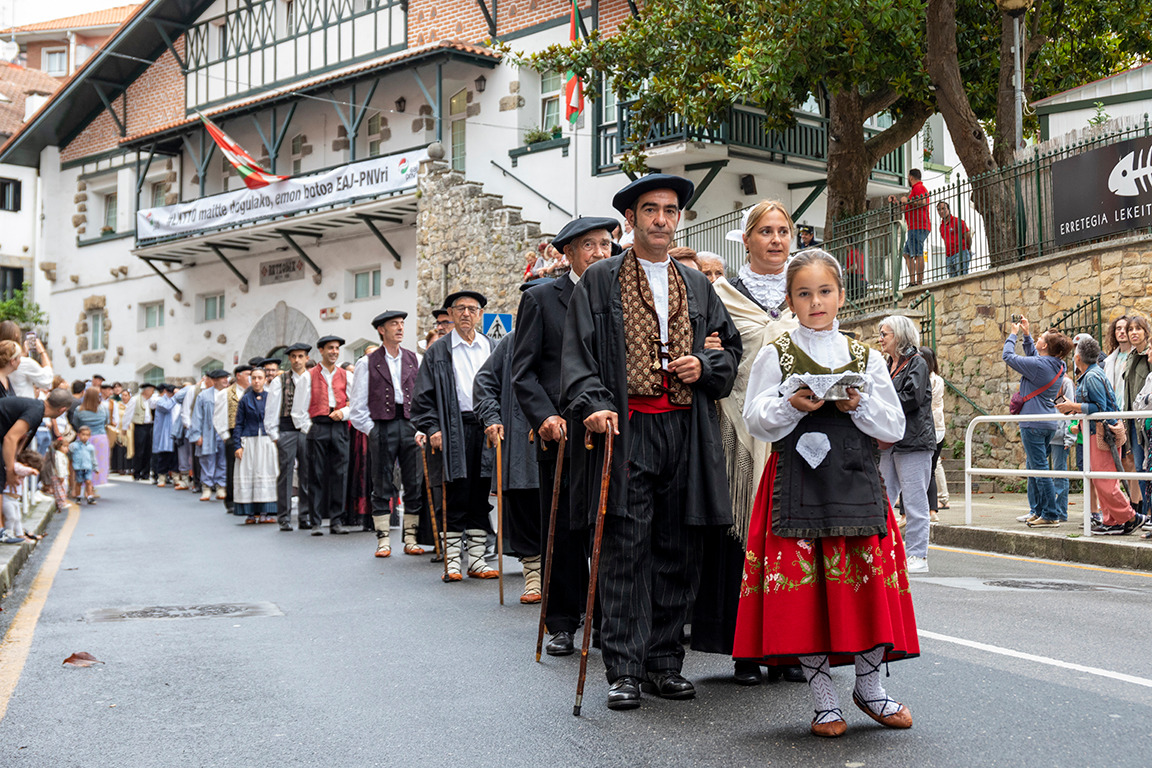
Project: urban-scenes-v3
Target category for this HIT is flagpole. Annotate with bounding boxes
[573,115,579,218]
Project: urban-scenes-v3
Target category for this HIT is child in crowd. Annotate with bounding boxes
[69,426,98,505]
[734,248,919,738]
[49,437,72,511]
[2,450,45,543]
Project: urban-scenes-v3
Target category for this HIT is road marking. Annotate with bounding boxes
[920,629,1152,689]
[928,544,1152,579]
[0,504,80,723]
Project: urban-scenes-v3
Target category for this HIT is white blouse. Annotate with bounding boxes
[743,322,906,445]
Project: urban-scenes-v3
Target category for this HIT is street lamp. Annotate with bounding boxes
[995,0,1034,152]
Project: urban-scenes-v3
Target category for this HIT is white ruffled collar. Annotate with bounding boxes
[793,319,841,342]
[738,262,787,315]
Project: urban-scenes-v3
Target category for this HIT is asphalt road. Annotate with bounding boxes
[1,478,1150,767]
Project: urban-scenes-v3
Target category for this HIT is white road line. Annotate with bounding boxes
[919,630,1152,689]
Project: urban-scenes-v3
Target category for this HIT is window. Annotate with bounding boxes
[89,311,104,352]
[218,21,228,59]
[349,340,372,360]
[283,0,295,33]
[353,268,381,299]
[103,193,118,232]
[291,134,304,174]
[141,365,165,386]
[203,293,225,321]
[0,267,22,301]
[0,178,20,212]
[367,113,383,157]
[142,302,164,329]
[150,182,166,209]
[600,74,617,123]
[541,71,562,132]
[199,358,224,377]
[450,89,467,173]
[42,48,67,76]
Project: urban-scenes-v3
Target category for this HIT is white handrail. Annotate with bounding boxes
[964,410,1152,537]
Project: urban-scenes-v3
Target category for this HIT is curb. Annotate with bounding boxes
[930,523,1152,572]
[0,498,59,598]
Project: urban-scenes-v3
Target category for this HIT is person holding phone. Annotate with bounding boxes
[0,321,53,399]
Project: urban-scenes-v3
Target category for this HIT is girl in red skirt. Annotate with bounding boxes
[735,249,919,737]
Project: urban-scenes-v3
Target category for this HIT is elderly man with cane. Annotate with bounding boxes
[561,174,741,712]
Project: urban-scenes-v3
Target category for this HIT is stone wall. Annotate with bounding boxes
[415,159,546,339]
[840,232,1152,473]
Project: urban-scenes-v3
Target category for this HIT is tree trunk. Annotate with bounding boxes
[926,0,1018,266]
[994,13,1020,168]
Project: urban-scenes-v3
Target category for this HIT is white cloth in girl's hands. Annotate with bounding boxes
[779,372,868,400]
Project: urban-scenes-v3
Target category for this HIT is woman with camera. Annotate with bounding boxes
[1002,316,1072,527]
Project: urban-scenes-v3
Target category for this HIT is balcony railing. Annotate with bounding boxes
[597,101,905,183]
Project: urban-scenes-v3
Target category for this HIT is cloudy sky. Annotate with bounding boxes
[4,0,135,27]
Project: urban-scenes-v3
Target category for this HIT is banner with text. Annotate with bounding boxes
[1052,135,1152,247]
[136,148,427,240]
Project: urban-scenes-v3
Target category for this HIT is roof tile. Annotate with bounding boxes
[0,5,140,35]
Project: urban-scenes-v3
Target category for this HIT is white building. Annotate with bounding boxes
[0,0,911,384]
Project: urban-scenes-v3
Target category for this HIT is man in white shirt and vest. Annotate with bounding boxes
[412,291,498,581]
[307,335,351,535]
[271,343,314,531]
[350,311,424,558]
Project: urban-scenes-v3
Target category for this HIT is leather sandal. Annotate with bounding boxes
[852,691,913,729]
[810,712,847,738]
[403,543,426,555]
[375,545,391,558]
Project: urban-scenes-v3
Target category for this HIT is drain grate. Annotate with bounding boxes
[983,579,1113,592]
[86,602,283,622]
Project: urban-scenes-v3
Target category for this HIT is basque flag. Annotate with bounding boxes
[563,0,583,125]
[197,111,289,190]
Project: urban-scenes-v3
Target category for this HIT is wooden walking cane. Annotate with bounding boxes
[495,434,506,605]
[418,444,443,560]
[574,431,613,717]
[536,432,566,662]
[440,473,451,582]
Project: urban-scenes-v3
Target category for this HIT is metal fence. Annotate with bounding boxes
[821,118,1152,318]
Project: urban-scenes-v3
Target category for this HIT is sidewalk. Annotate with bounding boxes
[0,495,60,598]
[930,492,1152,571]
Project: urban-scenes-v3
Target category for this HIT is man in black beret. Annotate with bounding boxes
[349,311,426,556]
[562,173,742,710]
[413,290,498,580]
[267,343,314,530]
[189,369,230,501]
[511,215,617,654]
[128,381,158,482]
[305,335,351,535]
[432,308,453,343]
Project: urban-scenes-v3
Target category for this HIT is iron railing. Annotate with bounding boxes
[825,118,1152,318]
[599,101,906,184]
[1050,295,1102,343]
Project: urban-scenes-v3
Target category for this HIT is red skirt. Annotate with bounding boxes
[733,453,919,668]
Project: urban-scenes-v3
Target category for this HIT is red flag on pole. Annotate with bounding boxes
[563,0,583,125]
[197,112,288,190]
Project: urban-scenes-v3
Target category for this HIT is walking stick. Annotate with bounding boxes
[574,431,613,717]
[496,436,505,605]
[419,444,443,560]
[536,432,566,662]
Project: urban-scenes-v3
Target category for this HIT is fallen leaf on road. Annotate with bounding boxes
[62,652,104,667]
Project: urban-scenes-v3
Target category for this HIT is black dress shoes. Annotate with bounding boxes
[782,665,805,683]
[641,671,696,700]
[546,631,575,656]
[732,660,763,686]
[606,676,641,710]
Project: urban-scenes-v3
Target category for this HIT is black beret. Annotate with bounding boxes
[317,335,345,347]
[552,216,620,252]
[207,369,230,379]
[247,356,265,366]
[140,382,156,390]
[91,373,106,379]
[286,343,312,354]
[99,382,112,389]
[258,357,282,366]
[233,364,253,375]
[432,308,450,320]
[372,310,408,328]
[611,173,694,215]
[442,290,487,310]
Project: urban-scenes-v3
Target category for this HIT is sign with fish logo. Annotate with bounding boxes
[1053,135,1152,247]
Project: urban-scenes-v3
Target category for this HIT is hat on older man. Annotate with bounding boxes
[611,173,694,215]
[552,216,620,252]
[207,369,230,380]
[317,335,345,348]
[372,310,408,328]
[442,291,487,310]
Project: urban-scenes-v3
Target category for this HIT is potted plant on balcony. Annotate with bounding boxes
[523,125,552,146]
[100,226,115,236]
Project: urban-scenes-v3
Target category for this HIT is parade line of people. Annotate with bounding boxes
[22,174,928,736]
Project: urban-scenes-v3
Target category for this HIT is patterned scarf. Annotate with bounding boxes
[619,251,694,407]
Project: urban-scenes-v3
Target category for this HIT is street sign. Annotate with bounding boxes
[483,313,513,340]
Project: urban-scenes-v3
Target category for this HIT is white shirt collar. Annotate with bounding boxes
[384,346,402,361]
[451,329,483,349]
[569,270,580,285]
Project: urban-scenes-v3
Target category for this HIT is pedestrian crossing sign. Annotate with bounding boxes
[483,313,513,340]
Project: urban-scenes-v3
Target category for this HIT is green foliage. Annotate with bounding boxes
[1087,102,1110,127]
[522,125,553,145]
[0,283,45,327]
